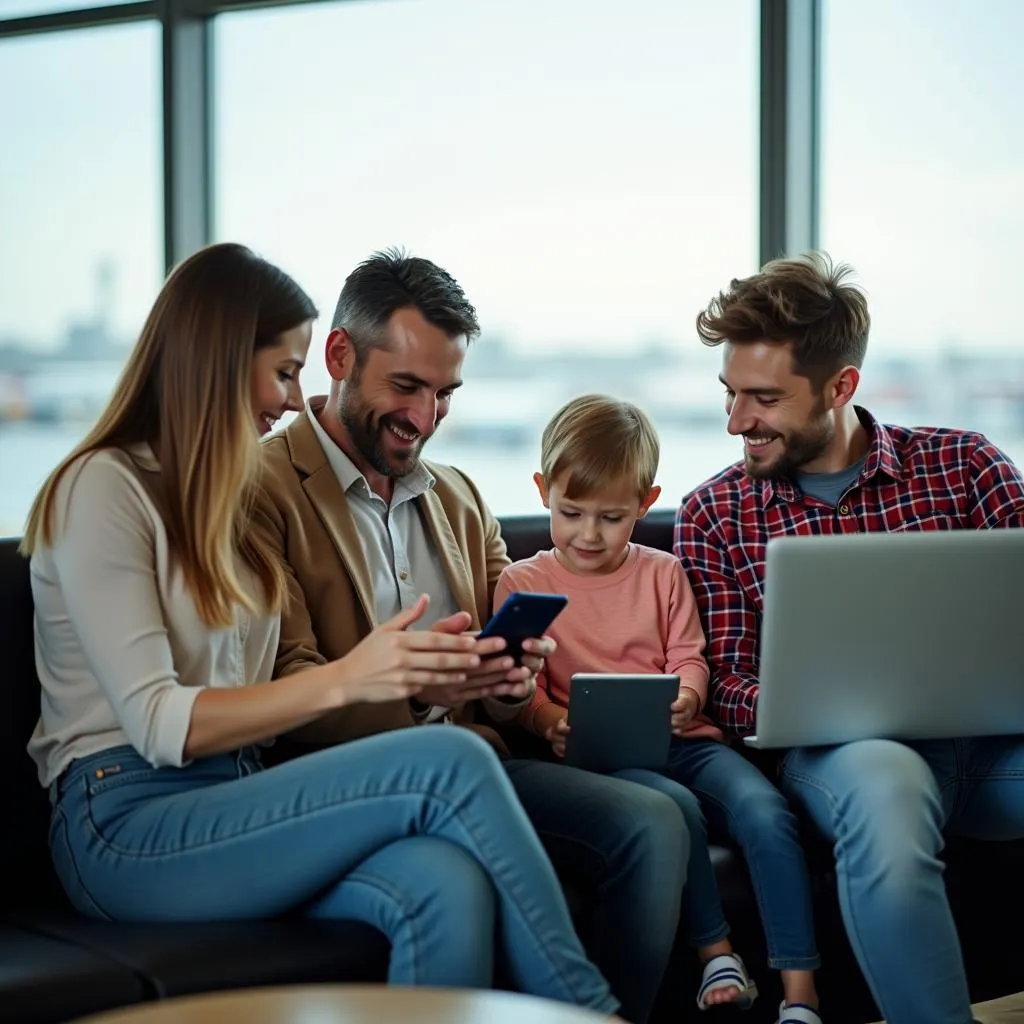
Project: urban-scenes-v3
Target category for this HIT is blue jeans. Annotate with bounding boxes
[612,768,730,949]
[47,727,618,1016]
[667,738,820,971]
[504,759,688,1023]
[781,736,1024,1024]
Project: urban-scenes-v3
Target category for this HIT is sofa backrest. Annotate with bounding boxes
[500,508,675,564]
[0,536,66,912]
[0,508,677,913]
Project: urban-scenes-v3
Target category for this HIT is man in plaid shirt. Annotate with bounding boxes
[675,252,1024,1024]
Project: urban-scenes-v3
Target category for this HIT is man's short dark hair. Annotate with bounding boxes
[696,251,870,385]
[330,247,480,360]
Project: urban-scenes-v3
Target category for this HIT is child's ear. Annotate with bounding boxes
[533,472,551,509]
[636,485,661,518]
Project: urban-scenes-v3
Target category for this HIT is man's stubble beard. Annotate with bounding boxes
[338,375,426,480]
[745,397,834,481]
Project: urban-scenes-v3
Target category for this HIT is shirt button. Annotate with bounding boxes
[399,570,409,581]
[839,503,851,515]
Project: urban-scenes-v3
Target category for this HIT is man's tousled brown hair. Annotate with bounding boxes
[696,251,870,384]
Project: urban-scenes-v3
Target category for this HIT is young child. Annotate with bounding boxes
[494,395,823,1024]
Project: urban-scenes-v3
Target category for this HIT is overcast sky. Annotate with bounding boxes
[1,0,1021,364]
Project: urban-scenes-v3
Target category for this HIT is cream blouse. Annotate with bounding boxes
[27,445,280,788]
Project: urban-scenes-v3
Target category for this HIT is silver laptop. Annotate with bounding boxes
[744,529,1024,749]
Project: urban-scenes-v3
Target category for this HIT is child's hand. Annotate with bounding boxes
[671,686,702,737]
[544,716,571,758]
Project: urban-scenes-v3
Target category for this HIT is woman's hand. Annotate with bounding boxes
[335,595,508,705]
[185,595,497,758]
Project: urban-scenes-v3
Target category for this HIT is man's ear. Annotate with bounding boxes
[533,472,551,509]
[325,328,357,383]
[637,485,662,518]
[830,365,861,409]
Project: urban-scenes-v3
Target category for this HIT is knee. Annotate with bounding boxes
[812,741,943,875]
[834,740,939,825]
[661,782,708,835]
[410,723,505,778]
[725,771,799,839]
[443,722,502,760]
[607,783,691,864]
[383,726,514,811]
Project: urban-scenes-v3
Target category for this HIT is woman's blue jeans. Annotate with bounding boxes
[47,727,618,1016]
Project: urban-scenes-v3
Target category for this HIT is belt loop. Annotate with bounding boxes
[236,747,258,779]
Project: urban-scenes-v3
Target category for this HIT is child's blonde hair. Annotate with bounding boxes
[540,394,660,502]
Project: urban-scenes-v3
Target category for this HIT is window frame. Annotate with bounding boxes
[0,0,820,272]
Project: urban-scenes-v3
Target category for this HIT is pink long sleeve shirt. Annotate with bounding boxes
[493,544,724,743]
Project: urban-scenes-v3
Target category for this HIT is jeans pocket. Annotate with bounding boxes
[50,807,114,921]
[87,766,158,797]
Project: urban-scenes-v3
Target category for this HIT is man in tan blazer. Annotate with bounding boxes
[258,391,523,747]
[256,249,693,1024]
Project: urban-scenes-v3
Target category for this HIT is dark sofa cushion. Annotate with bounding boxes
[6,515,1024,1024]
[17,916,389,1000]
[0,923,145,1024]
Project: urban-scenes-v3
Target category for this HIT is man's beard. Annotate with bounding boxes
[744,407,833,481]
[339,386,426,480]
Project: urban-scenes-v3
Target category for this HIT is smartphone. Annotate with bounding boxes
[478,592,568,663]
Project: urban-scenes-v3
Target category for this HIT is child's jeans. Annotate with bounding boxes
[665,737,820,971]
[612,767,731,949]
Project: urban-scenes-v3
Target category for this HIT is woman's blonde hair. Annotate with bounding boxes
[20,242,317,628]
[540,394,660,501]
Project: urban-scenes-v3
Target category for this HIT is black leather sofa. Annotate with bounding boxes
[3,514,1023,1023]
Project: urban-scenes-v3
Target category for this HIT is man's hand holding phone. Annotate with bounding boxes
[406,591,566,710]
[412,613,552,709]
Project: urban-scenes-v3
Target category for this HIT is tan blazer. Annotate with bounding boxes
[254,408,515,747]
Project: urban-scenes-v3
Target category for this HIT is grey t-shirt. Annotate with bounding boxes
[795,456,866,507]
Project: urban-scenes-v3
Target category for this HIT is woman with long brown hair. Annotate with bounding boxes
[21,242,619,1018]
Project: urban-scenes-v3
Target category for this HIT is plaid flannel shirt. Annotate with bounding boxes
[674,407,1024,736]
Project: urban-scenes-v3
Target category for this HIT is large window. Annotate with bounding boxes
[1,0,138,17]
[821,0,1024,464]
[216,0,758,515]
[0,21,161,537]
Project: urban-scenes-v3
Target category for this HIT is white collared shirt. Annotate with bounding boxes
[306,398,460,631]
